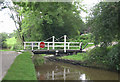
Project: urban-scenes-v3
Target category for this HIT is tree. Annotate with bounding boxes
[2,0,25,44]
[87,2,120,70]
[0,32,8,48]
[14,2,85,41]
[88,2,120,46]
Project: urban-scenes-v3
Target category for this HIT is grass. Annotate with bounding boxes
[0,49,12,51]
[2,52,37,80]
[41,54,46,57]
[84,44,94,49]
[6,37,16,47]
[59,53,88,61]
[33,54,45,66]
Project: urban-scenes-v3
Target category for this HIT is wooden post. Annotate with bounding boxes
[52,71,54,80]
[32,42,33,50]
[53,36,55,50]
[63,68,66,80]
[64,35,66,52]
[68,42,70,49]
[80,42,82,51]
[38,42,40,49]
[48,43,49,50]
[24,42,26,50]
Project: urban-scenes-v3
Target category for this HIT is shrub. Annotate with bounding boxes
[6,37,23,50]
[107,44,120,70]
[32,55,45,66]
[88,43,120,70]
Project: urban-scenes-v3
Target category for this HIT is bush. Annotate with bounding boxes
[6,37,23,50]
[0,32,8,48]
[107,44,120,70]
[32,55,45,66]
[88,47,107,64]
[69,33,94,49]
[88,43,120,70]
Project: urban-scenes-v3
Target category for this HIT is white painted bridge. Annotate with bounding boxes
[24,35,93,54]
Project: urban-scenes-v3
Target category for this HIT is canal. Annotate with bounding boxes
[34,55,119,80]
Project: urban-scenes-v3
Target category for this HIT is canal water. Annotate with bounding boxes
[35,57,119,80]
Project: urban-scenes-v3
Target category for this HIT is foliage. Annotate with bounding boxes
[6,37,16,48]
[88,2,120,46]
[69,33,94,49]
[3,52,37,80]
[106,44,120,70]
[5,37,23,50]
[59,53,88,61]
[85,2,120,71]
[88,44,120,70]
[32,55,45,66]
[0,32,8,48]
[0,49,13,51]
[13,2,85,41]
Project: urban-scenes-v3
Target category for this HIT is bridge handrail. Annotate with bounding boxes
[23,35,84,52]
[24,42,80,44]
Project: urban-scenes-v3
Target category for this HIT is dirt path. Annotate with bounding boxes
[82,45,96,52]
[0,51,20,81]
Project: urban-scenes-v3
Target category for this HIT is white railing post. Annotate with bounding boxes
[38,42,40,49]
[32,42,33,50]
[52,71,54,80]
[48,43,49,50]
[80,42,82,50]
[68,42,70,49]
[63,68,66,80]
[53,36,55,50]
[64,35,66,52]
[24,42,26,50]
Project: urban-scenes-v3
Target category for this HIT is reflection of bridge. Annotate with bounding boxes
[24,35,93,54]
[37,68,87,80]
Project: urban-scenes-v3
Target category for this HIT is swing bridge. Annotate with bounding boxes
[23,35,93,55]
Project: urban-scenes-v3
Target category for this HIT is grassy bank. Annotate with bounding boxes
[2,52,37,80]
[0,49,12,51]
[58,44,120,71]
[59,53,88,61]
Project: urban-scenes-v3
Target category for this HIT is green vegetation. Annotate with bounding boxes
[1,1,119,71]
[59,53,88,61]
[5,37,23,50]
[6,37,16,46]
[71,34,94,49]
[3,52,37,80]
[85,2,120,71]
[0,49,14,51]
[0,32,8,48]
[88,44,120,70]
[59,43,120,70]
[12,2,86,41]
[85,44,94,49]
[6,37,16,49]
[33,54,45,66]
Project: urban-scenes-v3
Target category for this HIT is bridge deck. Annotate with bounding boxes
[32,49,82,54]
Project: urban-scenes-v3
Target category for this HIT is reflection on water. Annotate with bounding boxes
[35,58,119,80]
[37,68,88,80]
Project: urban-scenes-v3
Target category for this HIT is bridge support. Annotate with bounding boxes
[24,42,26,50]
[64,35,66,52]
[80,42,82,51]
[52,36,55,50]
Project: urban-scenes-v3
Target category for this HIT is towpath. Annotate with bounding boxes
[0,51,20,81]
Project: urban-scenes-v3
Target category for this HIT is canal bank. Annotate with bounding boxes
[33,54,119,80]
[2,51,37,80]
[45,56,119,72]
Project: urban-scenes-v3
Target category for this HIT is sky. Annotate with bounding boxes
[0,0,99,33]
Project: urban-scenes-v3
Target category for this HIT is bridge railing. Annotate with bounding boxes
[23,35,93,52]
[24,41,82,52]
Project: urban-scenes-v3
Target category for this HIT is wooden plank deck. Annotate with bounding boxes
[32,49,82,54]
